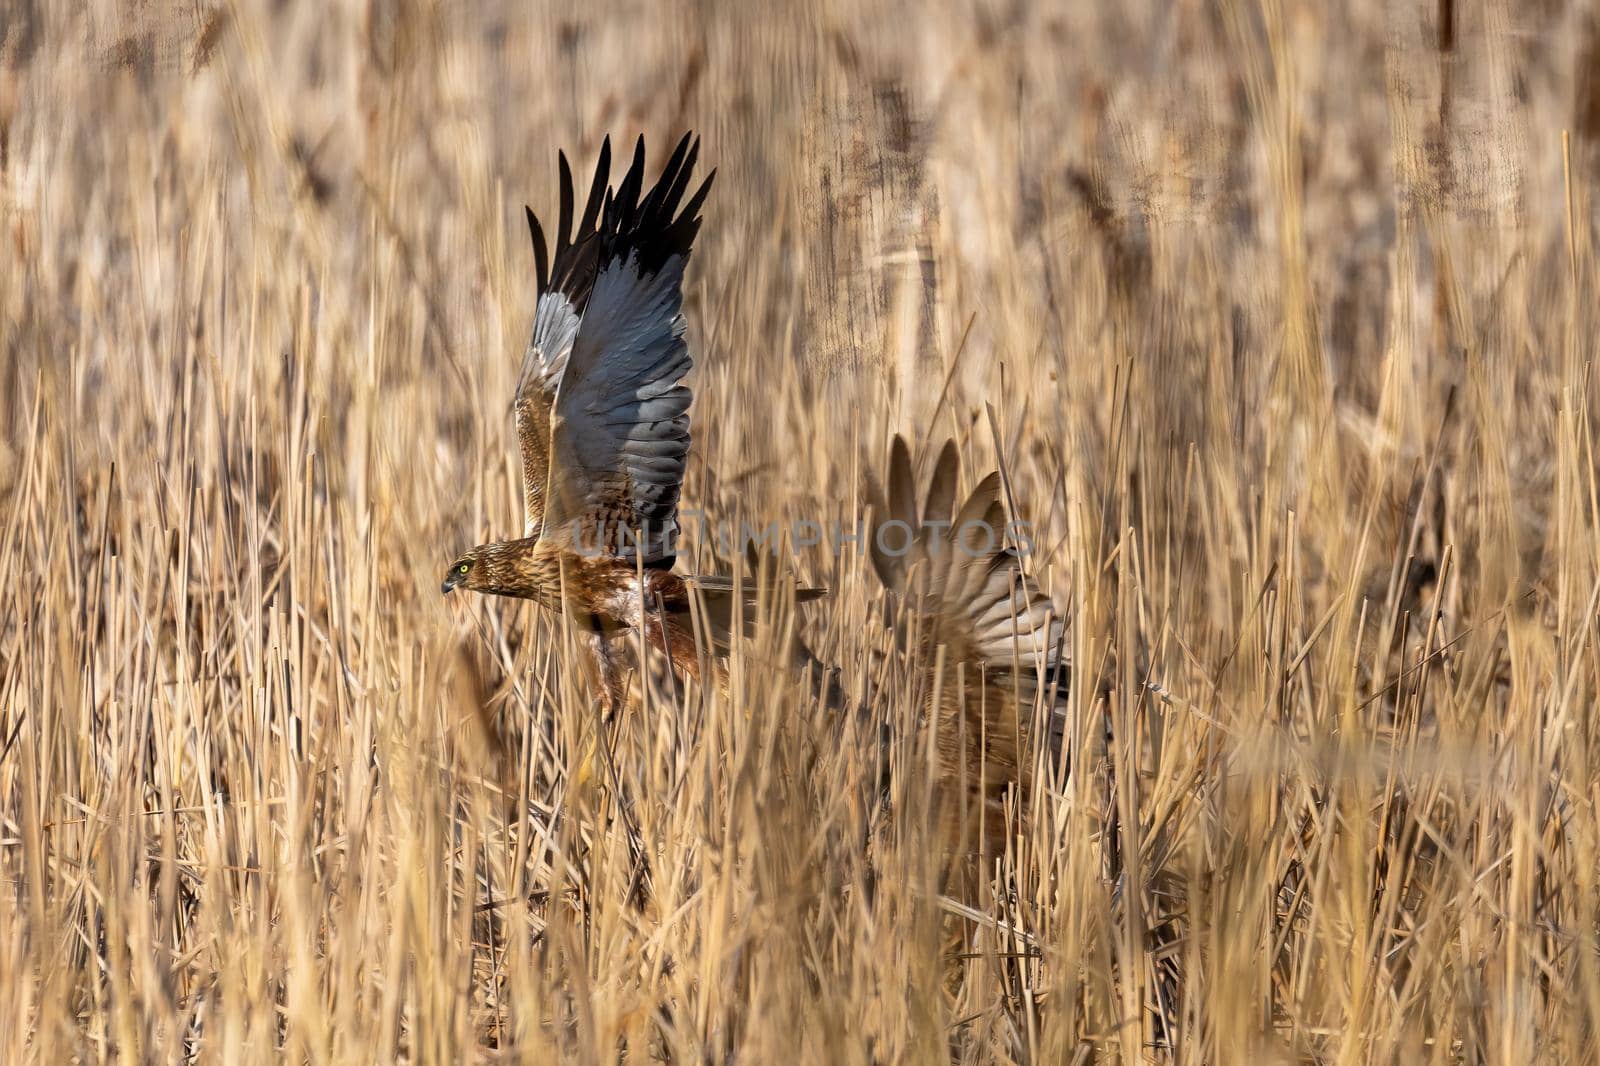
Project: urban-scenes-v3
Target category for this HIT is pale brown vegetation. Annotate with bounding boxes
[3,0,1600,1061]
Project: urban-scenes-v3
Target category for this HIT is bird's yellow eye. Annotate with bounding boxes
[457,562,470,574]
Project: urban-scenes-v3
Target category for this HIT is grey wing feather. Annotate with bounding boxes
[512,132,710,551]
[542,254,693,565]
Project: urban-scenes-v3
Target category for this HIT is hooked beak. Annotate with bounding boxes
[441,570,464,595]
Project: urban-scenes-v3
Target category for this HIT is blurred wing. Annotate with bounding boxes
[866,436,1066,670]
[515,138,614,537]
[865,435,1070,855]
[541,134,714,567]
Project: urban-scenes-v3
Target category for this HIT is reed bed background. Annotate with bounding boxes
[4,0,1600,1061]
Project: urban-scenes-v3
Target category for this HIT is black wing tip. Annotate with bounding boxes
[599,130,710,275]
[527,131,712,306]
[525,205,548,291]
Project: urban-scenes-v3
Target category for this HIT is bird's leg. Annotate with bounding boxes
[584,622,652,909]
[592,625,628,730]
[644,589,731,700]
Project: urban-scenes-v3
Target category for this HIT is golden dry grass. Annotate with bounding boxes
[4,1,1600,1061]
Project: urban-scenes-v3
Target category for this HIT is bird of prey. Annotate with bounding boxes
[863,435,1070,862]
[442,133,802,710]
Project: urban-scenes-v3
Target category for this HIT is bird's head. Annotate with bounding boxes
[441,549,481,594]
[441,540,537,598]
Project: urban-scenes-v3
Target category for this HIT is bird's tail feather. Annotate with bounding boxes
[676,570,825,659]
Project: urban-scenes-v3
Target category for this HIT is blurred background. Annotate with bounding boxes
[3,0,1600,1061]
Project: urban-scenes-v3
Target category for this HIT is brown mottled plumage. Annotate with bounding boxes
[864,438,1184,1042]
[446,538,708,675]
[442,134,819,709]
[864,436,1069,862]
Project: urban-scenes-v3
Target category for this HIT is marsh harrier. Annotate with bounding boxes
[443,134,807,707]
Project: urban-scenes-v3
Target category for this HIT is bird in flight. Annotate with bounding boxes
[442,133,796,711]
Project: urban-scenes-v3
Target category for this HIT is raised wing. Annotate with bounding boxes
[539,134,713,566]
[514,138,616,537]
